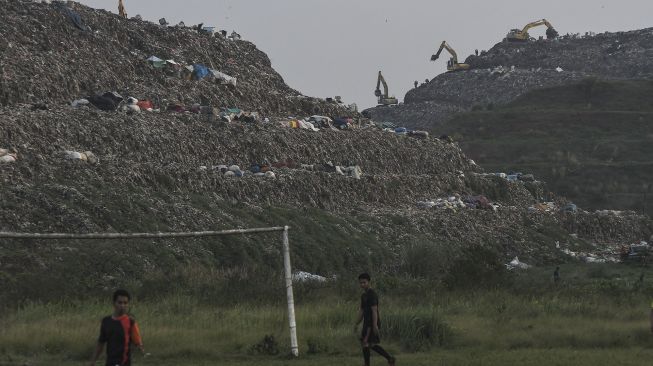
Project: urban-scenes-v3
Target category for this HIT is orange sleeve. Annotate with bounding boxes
[131,323,143,346]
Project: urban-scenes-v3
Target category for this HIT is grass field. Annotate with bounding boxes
[2,263,653,366]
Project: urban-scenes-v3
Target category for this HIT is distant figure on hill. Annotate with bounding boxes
[475,49,479,56]
[118,0,127,18]
[553,266,560,284]
[354,273,396,366]
[89,289,144,366]
[414,80,418,89]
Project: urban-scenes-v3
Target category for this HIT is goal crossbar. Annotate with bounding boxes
[0,227,286,239]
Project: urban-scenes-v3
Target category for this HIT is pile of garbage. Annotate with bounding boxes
[560,209,651,245]
[417,195,498,211]
[71,90,365,128]
[365,68,587,130]
[0,148,17,163]
[560,248,619,264]
[506,256,531,270]
[62,150,99,164]
[278,115,364,131]
[480,172,537,183]
[298,163,363,179]
[0,0,350,118]
[1,2,652,302]
[596,210,631,217]
[292,271,329,283]
[466,28,653,78]
[528,202,557,213]
[146,55,237,86]
[383,127,429,139]
[198,164,276,179]
[418,197,466,210]
[199,160,364,180]
[405,68,586,107]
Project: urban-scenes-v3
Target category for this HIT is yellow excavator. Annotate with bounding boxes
[431,41,470,72]
[375,71,398,106]
[506,19,559,42]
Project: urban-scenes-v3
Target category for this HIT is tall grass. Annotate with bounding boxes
[3,263,653,365]
[382,309,451,351]
[2,289,652,364]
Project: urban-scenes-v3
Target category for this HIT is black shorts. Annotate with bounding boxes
[361,325,380,345]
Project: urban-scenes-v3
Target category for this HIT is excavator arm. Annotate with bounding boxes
[431,41,459,64]
[375,71,388,98]
[430,41,469,72]
[507,19,558,41]
[374,71,398,105]
[521,19,552,34]
[118,0,127,18]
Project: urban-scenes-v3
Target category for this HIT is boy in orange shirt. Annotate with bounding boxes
[90,289,144,366]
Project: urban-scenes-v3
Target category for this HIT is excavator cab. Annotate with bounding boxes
[375,71,398,106]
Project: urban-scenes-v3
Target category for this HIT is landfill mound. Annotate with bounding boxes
[466,28,653,77]
[365,27,653,129]
[0,2,651,302]
[2,104,651,302]
[0,0,346,116]
[367,68,587,130]
[435,79,653,217]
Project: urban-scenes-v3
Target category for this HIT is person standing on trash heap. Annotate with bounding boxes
[118,0,127,19]
[89,289,144,366]
[354,273,396,366]
[414,80,418,89]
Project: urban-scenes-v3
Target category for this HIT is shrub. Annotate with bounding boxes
[249,335,279,356]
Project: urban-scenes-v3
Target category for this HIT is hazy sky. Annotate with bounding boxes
[78,0,653,109]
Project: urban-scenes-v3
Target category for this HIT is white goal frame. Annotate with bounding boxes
[0,225,300,356]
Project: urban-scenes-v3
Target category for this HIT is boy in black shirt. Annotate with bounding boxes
[89,289,144,366]
[355,273,396,366]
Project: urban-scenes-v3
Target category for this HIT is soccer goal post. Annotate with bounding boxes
[0,225,300,357]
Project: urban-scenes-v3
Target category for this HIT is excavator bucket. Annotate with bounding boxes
[546,27,559,39]
[431,48,443,61]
